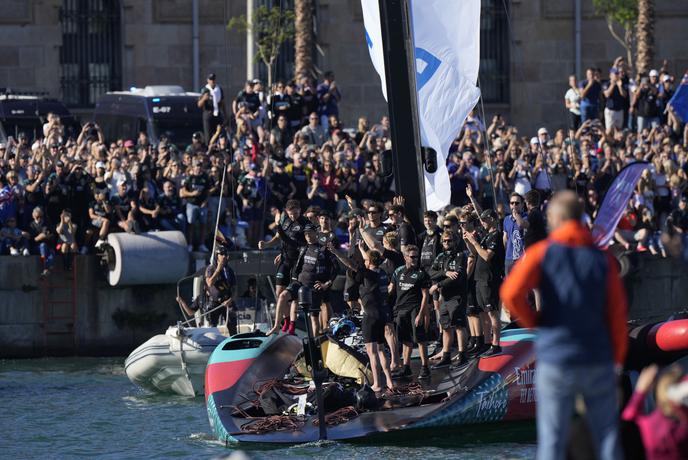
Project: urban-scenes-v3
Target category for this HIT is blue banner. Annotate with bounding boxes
[669,73,688,123]
[592,162,649,248]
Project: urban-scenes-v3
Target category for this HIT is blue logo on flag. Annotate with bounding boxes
[415,47,441,92]
[365,29,373,49]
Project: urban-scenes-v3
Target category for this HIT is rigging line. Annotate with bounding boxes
[477,77,499,212]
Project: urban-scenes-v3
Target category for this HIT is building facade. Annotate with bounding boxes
[0,0,686,134]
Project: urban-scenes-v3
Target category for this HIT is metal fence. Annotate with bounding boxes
[59,0,122,107]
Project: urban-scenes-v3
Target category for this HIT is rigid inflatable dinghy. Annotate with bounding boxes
[125,325,226,396]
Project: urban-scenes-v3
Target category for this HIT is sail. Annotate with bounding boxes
[361,0,481,210]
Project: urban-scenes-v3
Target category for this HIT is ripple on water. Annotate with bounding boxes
[1,358,536,459]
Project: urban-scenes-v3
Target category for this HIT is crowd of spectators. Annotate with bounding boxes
[0,60,687,276]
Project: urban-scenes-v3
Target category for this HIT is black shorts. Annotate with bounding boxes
[466,279,481,316]
[395,307,428,345]
[439,298,466,329]
[343,275,359,302]
[275,261,292,287]
[285,282,324,315]
[476,281,499,313]
[432,291,440,302]
[362,314,386,344]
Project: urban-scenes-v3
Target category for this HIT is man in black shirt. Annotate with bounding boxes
[524,190,547,248]
[316,210,337,247]
[464,209,505,357]
[419,210,442,270]
[267,223,337,336]
[180,161,210,252]
[390,245,432,379]
[387,203,417,251]
[88,189,111,245]
[111,180,139,234]
[157,180,186,233]
[429,231,468,369]
[331,244,394,392]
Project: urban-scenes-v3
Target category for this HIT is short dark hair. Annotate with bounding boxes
[390,204,405,215]
[368,250,383,267]
[524,189,541,207]
[285,199,301,211]
[423,210,438,220]
[510,192,523,202]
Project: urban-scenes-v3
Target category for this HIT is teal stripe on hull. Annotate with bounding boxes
[207,335,276,365]
[207,393,236,444]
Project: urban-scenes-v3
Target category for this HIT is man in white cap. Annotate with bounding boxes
[649,69,660,88]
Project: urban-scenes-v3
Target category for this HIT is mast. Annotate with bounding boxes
[378,0,425,228]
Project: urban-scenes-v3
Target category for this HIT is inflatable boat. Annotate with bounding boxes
[205,328,538,444]
[125,325,226,396]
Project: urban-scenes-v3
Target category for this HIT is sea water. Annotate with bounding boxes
[0,358,536,459]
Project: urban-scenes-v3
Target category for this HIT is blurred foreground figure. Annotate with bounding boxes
[501,190,628,460]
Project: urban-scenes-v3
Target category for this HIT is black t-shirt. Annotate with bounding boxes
[235,90,260,113]
[269,93,291,118]
[289,166,309,200]
[205,262,236,302]
[317,229,337,248]
[28,219,53,242]
[157,193,182,218]
[90,199,109,218]
[419,227,442,269]
[524,208,547,248]
[474,229,504,283]
[391,265,430,311]
[111,191,135,217]
[182,174,209,206]
[356,266,389,318]
[394,221,417,247]
[603,82,628,111]
[67,173,93,207]
[429,249,466,301]
[269,172,293,206]
[293,244,337,285]
[636,87,660,118]
[364,223,387,245]
[287,92,304,126]
[277,215,308,263]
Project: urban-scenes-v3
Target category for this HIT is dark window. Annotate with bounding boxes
[59,0,122,107]
[479,0,509,104]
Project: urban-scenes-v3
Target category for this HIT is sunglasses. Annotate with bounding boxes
[510,201,521,205]
[407,255,419,259]
[442,239,454,243]
[367,210,380,214]
[458,221,468,226]
[443,224,453,229]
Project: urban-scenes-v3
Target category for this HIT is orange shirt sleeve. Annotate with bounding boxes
[500,241,548,328]
[605,252,629,366]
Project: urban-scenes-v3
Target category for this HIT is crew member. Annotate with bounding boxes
[387,203,417,250]
[390,245,432,380]
[259,200,307,330]
[501,190,628,460]
[429,231,468,369]
[465,209,504,357]
[267,223,337,336]
[331,242,394,392]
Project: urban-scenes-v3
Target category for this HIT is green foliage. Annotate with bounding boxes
[227,5,296,67]
[592,0,638,25]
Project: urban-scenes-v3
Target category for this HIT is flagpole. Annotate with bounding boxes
[378,0,426,228]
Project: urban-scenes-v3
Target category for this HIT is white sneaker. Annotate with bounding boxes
[22,248,30,256]
[95,239,106,249]
[9,247,19,256]
[198,244,209,252]
[187,244,194,252]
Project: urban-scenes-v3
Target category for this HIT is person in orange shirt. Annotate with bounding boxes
[501,190,628,460]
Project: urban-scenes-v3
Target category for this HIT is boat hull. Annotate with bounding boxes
[125,326,225,396]
[205,329,537,443]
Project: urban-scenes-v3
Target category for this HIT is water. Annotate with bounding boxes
[0,358,536,459]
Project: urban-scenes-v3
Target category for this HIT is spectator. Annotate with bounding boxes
[503,192,527,275]
[300,112,327,148]
[579,67,602,123]
[603,67,629,131]
[181,161,209,252]
[316,71,341,131]
[198,73,226,144]
[564,74,582,130]
[1,216,29,256]
[632,76,661,133]
[28,206,55,275]
[56,209,79,268]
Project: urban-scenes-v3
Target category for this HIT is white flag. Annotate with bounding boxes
[361,0,481,211]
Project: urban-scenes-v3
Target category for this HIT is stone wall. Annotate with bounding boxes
[0,1,686,137]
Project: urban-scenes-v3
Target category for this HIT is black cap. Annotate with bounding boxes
[303,223,317,233]
[207,73,216,80]
[192,131,202,140]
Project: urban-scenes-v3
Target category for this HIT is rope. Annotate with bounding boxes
[312,406,359,427]
[239,415,305,434]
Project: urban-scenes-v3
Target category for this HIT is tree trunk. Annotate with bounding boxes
[636,0,655,75]
[294,0,314,80]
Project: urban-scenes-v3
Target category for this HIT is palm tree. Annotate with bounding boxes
[636,0,655,75]
[294,0,314,80]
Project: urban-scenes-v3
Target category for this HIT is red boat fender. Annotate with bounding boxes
[647,320,688,352]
